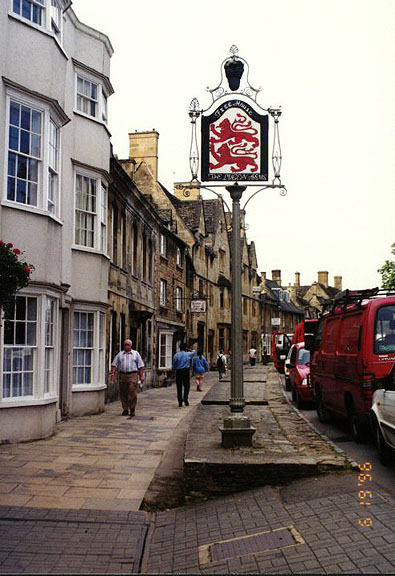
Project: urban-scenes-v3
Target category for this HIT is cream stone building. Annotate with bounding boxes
[0,2,113,442]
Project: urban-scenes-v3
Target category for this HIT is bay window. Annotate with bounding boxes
[75,71,110,125]
[72,309,106,389]
[1,293,59,402]
[10,0,68,41]
[74,170,108,253]
[4,86,65,218]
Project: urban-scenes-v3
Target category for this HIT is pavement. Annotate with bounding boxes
[0,365,394,574]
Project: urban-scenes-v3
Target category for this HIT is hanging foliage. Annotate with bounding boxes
[0,240,34,316]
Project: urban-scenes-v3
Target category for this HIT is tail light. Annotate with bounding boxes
[361,373,375,409]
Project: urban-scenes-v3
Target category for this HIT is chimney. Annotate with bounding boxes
[334,275,343,291]
[272,270,282,286]
[128,131,159,181]
[317,271,328,288]
[294,272,300,287]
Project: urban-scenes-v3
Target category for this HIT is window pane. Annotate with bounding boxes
[7,177,16,201]
[32,110,41,133]
[27,182,37,206]
[27,321,36,346]
[20,130,29,154]
[16,180,27,204]
[12,373,22,397]
[17,155,28,179]
[21,106,31,130]
[23,372,33,395]
[3,373,11,398]
[10,101,20,126]
[9,126,19,151]
[16,297,26,321]
[27,297,37,320]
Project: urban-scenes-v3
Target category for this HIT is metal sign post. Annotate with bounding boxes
[184,45,287,448]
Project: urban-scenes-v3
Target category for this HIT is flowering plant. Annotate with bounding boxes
[0,240,34,313]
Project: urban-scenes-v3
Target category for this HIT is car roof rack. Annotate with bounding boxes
[320,287,395,315]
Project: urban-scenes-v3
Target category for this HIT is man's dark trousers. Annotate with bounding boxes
[176,368,190,406]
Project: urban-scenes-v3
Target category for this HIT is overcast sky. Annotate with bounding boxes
[72,0,395,291]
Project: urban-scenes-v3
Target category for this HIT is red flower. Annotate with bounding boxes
[0,240,4,245]
[13,248,21,255]
[7,243,13,248]
[24,267,31,274]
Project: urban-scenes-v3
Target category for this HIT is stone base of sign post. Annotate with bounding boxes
[219,414,256,448]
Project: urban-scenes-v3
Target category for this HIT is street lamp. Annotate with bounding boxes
[179,46,287,448]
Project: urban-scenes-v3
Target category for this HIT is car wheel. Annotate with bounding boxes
[285,376,291,391]
[347,402,365,443]
[316,390,331,423]
[376,423,393,466]
[296,390,304,410]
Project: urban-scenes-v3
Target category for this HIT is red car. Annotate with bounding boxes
[285,342,313,408]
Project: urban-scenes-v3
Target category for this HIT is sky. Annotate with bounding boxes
[72,0,395,291]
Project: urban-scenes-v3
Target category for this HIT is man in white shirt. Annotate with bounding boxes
[111,339,145,418]
[249,347,257,366]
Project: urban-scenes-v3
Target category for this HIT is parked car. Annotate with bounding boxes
[308,288,395,442]
[284,347,292,391]
[285,342,313,408]
[370,366,395,465]
[272,332,292,374]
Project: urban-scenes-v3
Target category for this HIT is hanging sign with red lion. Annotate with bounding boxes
[201,100,268,181]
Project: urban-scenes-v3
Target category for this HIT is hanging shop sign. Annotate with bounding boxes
[191,299,207,313]
[201,99,268,182]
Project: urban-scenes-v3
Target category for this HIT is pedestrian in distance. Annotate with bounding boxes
[216,349,227,380]
[172,342,196,407]
[110,339,145,418]
[192,351,209,391]
[249,347,257,366]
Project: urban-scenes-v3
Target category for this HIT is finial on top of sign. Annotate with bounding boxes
[206,46,262,106]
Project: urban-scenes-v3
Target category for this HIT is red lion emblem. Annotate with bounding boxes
[209,113,259,173]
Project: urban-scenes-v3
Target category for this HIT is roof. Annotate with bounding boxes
[203,199,220,234]
[176,201,202,231]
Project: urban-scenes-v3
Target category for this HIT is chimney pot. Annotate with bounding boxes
[272,270,282,286]
[334,275,343,291]
[295,272,300,287]
[318,271,329,288]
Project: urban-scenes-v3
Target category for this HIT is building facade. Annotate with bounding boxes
[0,3,113,442]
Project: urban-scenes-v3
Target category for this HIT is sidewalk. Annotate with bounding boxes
[0,374,218,512]
[0,365,394,574]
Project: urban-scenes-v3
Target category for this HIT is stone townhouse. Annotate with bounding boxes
[107,155,159,396]
[0,2,113,442]
[287,271,343,317]
[259,271,304,356]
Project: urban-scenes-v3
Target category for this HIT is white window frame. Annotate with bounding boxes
[176,287,182,313]
[0,289,60,407]
[176,246,182,267]
[9,0,66,45]
[72,306,106,392]
[73,167,108,254]
[74,70,109,125]
[160,234,167,257]
[159,331,173,370]
[3,87,63,221]
[160,279,167,307]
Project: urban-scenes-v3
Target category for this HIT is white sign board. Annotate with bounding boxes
[191,299,206,313]
[271,317,281,326]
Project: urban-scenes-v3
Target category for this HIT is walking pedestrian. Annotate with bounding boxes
[110,339,145,418]
[172,343,196,407]
[192,351,209,391]
[216,349,227,380]
[249,347,257,366]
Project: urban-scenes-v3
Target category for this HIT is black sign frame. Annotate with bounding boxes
[201,99,269,182]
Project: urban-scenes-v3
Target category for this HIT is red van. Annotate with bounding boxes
[309,288,395,442]
[292,319,319,346]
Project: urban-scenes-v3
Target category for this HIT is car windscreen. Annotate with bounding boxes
[374,305,395,354]
[297,348,310,365]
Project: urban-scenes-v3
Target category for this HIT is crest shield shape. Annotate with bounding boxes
[201,100,268,182]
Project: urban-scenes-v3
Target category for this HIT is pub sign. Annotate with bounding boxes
[201,99,268,182]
